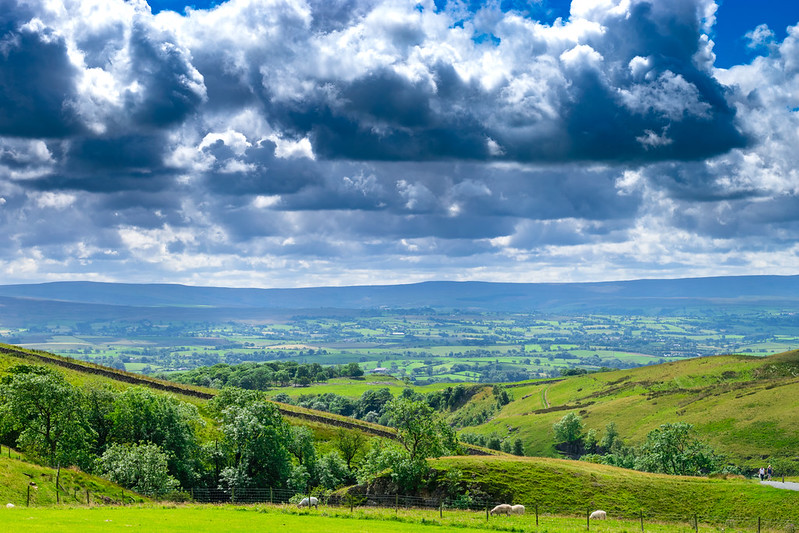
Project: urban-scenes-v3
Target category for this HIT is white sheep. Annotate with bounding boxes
[490,504,512,515]
[5,504,14,509]
[589,510,607,520]
[510,504,525,515]
[298,496,318,509]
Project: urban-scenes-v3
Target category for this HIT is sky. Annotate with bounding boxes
[1,0,799,288]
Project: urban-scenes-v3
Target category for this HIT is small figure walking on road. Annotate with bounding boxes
[767,464,773,481]
[759,467,765,481]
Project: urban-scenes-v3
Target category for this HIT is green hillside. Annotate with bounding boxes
[463,351,799,471]
[0,450,147,507]
[426,455,799,521]
[255,349,799,472]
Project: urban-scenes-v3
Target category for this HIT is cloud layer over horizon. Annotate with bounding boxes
[1,0,798,287]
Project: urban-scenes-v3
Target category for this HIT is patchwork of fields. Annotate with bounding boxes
[5,310,799,384]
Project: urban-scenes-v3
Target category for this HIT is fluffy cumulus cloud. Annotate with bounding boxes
[0,0,798,286]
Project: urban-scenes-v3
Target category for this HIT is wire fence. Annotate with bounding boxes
[186,487,799,532]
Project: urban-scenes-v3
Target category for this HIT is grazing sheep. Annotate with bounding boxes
[510,504,525,515]
[490,504,512,516]
[298,497,318,509]
[589,510,607,520]
[6,504,14,509]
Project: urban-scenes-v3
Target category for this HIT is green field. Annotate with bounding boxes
[0,504,794,533]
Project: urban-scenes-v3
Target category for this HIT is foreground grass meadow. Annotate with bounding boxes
[0,504,793,533]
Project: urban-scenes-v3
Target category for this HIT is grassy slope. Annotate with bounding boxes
[467,351,799,469]
[0,451,147,507]
[429,455,799,520]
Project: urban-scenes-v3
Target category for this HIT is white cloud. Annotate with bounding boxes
[0,0,798,287]
[34,192,77,209]
[253,195,281,208]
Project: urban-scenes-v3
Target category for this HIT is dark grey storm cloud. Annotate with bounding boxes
[124,19,206,128]
[0,0,798,286]
[0,6,85,138]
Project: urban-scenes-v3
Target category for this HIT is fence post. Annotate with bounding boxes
[640,509,644,532]
[270,488,273,504]
[757,516,761,533]
[395,494,398,515]
[535,503,538,526]
[486,505,489,521]
[693,513,698,532]
[26,485,31,507]
[231,487,235,504]
[56,463,60,504]
[86,489,90,506]
[586,507,590,530]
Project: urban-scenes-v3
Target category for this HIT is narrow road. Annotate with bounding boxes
[542,386,551,409]
[761,480,799,491]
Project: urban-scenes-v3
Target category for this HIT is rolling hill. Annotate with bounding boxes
[453,350,799,472]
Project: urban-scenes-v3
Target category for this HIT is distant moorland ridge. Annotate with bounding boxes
[1,275,798,315]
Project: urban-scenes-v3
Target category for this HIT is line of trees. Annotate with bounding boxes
[273,384,483,426]
[167,361,364,389]
[0,364,460,498]
[551,412,733,476]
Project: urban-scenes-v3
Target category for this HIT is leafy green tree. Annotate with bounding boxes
[317,451,351,489]
[356,440,428,492]
[218,399,292,490]
[492,385,512,407]
[356,398,460,493]
[355,388,393,419]
[386,397,458,462]
[334,429,367,470]
[275,370,290,387]
[343,362,364,377]
[0,366,88,466]
[289,426,318,485]
[287,464,310,493]
[109,387,202,488]
[512,438,525,456]
[584,428,598,454]
[634,422,722,476]
[553,412,584,446]
[600,421,619,451]
[100,442,179,498]
[553,412,585,456]
[82,384,117,457]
